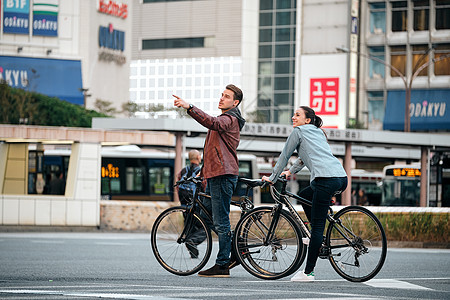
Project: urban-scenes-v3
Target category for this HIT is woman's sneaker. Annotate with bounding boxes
[290,270,315,282]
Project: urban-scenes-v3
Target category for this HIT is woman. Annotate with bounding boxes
[262,106,348,282]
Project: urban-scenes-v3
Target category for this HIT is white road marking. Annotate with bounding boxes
[363,279,432,290]
[0,289,178,299]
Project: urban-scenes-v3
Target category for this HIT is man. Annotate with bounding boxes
[173,84,245,277]
[176,149,202,206]
[49,170,65,195]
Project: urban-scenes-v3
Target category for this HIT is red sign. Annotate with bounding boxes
[310,78,339,115]
[98,0,128,19]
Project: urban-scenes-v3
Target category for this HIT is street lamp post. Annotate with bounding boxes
[336,46,450,132]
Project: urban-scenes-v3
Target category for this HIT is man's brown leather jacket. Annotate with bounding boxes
[188,106,245,179]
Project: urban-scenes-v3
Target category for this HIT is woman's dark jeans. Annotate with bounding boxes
[202,174,238,266]
[298,176,348,274]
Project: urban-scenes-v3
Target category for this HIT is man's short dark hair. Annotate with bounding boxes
[226,84,243,105]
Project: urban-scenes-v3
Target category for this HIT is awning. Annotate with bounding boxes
[0,56,84,105]
[384,89,450,131]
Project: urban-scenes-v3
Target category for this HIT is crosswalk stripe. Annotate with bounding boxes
[363,279,432,290]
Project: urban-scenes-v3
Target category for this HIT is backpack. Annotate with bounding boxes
[178,164,201,205]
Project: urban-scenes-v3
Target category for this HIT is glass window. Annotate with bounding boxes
[275,60,290,74]
[142,37,204,50]
[370,2,386,33]
[274,108,293,124]
[392,1,408,32]
[276,11,291,25]
[274,92,290,105]
[412,45,430,76]
[260,12,272,26]
[275,44,290,57]
[434,44,450,75]
[277,0,292,9]
[369,47,385,79]
[275,28,291,41]
[274,76,290,90]
[368,91,385,129]
[390,46,406,77]
[259,28,273,42]
[126,167,144,192]
[259,61,272,74]
[258,76,273,93]
[436,0,450,29]
[148,167,171,195]
[260,0,273,10]
[413,0,429,31]
[259,45,272,58]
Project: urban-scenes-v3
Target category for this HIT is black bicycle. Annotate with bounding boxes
[233,176,387,282]
[151,176,255,276]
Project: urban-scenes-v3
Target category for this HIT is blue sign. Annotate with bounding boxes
[32,0,58,36]
[384,89,450,131]
[99,24,125,51]
[0,56,84,105]
[3,0,30,34]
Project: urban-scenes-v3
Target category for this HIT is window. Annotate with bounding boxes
[369,47,386,79]
[259,29,273,42]
[392,1,408,32]
[412,45,430,76]
[370,2,386,34]
[367,91,385,130]
[260,12,272,26]
[434,44,450,75]
[126,167,144,192]
[436,0,450,30]
[142,38,204,50]
[260,0,273,10]
[390,46,407,76]
[413,0,429,31]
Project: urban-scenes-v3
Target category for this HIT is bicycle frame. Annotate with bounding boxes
[269,179,357,250]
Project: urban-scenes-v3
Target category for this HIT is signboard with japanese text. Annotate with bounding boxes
[32,0,58,37]
[3,0,30,34]
[310,77,339,115]
[300,54,348,129]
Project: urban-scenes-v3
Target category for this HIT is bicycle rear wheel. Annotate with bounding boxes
[326,206,387,282]
[151,206,212,276]
[233,207,305,280]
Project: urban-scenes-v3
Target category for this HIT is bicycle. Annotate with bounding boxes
[233,176,387,282]
[150,176,255,276]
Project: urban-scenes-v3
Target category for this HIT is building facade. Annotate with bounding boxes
[0,0,132,112]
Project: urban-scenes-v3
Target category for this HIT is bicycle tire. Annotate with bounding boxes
[233,206,306,280]
[151,206,212,276]
[326,205,387,282]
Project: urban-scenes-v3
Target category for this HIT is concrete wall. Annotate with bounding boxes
[0,142,101,226]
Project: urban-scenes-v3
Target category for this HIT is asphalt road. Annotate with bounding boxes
[0,232,449,299]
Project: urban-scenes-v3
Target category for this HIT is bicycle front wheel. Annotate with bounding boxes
[326,206,387,282]
[233,207,305,280]
[151,206,212,276]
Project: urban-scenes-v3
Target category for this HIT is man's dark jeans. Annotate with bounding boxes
[202,174,238,266]
[298,176,348,273]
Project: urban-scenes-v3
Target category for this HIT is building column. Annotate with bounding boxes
[420,146,428,207]
[342,142,352,206]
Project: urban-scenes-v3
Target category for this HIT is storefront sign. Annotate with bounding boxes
[0,56,84,105]
[98,0,128,19]
[98,23,125,51]
[32,0,58,36]
[310,77,339,115]
[384,89,450,131]
[3,0,30,34]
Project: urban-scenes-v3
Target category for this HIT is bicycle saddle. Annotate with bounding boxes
[239,178,264,188]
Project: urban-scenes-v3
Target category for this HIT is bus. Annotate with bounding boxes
[380,163,421,206]
[258,163,382,205]
[43,145,259,203]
